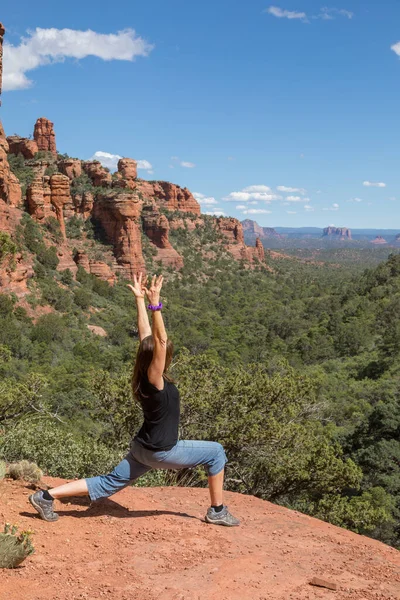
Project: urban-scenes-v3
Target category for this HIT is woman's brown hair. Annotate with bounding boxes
[131,335,174,403]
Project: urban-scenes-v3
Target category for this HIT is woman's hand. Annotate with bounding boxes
[127,272,147,299]
[144,274,163,305]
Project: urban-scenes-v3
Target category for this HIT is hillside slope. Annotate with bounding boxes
[1,478,399,600]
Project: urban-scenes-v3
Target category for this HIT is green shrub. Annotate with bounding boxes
[0,232,17,263]
[60,269,74,285]
[74,287,92,309]
[44,217,63,243]
[0,420,121,479]
[66,215,84,240]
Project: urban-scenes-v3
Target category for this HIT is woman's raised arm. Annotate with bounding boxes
[127,272,151,341]
[145,275,167,390]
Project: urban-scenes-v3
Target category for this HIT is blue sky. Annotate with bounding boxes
[1,0,400,228]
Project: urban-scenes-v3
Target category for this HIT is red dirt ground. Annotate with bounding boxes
[0,477,399,600]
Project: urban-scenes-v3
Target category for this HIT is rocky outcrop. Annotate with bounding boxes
[255,237,265,261]
[371,235,388,245]
[242,219,282,239]
[217,217,266,266]
[7,136,38,159]
[58,158,82,180]
[73,191,94,219]
[27,174,71,239]
[74,251,116,284]
[135,180,201,214]
[0,252,34,297]
[168,216,203,231]
[83,161,112,187]
[92,190,145,279]
[49,174,70,239]
[322,226,352,240]
[0,142,22,206]
[33,118,57,155]
[142,206,184,269]
[113,158,137,190]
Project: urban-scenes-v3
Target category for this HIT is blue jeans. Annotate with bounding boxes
[86,439,227,501]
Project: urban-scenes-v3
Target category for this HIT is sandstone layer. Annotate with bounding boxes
[7,135,39,159]
[33,118,57,155]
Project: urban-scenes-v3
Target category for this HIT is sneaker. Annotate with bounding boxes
[29,490,59,522]
[205,505,240,527]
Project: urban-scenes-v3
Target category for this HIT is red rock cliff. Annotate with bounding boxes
[7,136,39,159]
[217,217,266,266]
[113,158,137,190]
[142,205,184,269]
[27,173,71,239]
[33,118,57,155]
[92,191,146,279]
[83,161,112,187]
[136,180,201,215]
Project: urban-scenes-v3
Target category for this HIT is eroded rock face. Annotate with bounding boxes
[113,158,137,190]
[217,217,265,266]
[142,206,183,269]
[58,158,82,180]
[0,146,22,206]
[322,226,352,240]
[27,173,71,239]
[255,237,265,261]
[33,118,57,155]
[83,161,112,187]
[7,136,38,159]
[73,191,94,219]
[135,180,201,215]
[93,191,145,279]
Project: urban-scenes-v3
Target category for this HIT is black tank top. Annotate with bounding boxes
[134,374,180,451]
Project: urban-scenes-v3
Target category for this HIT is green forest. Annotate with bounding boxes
[1,201,400,549]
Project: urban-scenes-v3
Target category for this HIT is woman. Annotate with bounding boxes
[29,273,240,527]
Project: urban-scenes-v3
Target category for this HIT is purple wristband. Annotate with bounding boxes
[147,302,163,311]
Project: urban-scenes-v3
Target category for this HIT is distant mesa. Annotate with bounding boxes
[322,226,352,240]
[242,219,282,239]
[370,235,388,245]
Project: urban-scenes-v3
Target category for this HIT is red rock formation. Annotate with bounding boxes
[73,191,94,219]
[58,158,82,180]
[49,174,70,240]
[135,180,201,214]
[113,158,137,190]
[142,207,184,269]
[33,118,57,155]
[255,237,265,261]
[155,182,200,214]
[371,235,388,245]
[0,143,22,206]
[26,174,51,221]
[322,226,352,240]
[92,190,145,280]
[83,161,112,187]
[217,217,266,267]
[0,252,34,298]
[74,250,90,272]
[27,173,71,239]
[88,261,117,285]
[7,136,38,159]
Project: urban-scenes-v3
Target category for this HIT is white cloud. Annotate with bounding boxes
[193,192,218,206]
[146,170,154,175]
[266,6,307,20]
[265,6,353,24]
[286,210,297,214]
[137,159,152,170]
[242,209,272,215]
[363,181,386,188]
[3,27,153,91]
[392,42,400,57]
[389,196,396,201]
[304,204,314,211]
[333,203,339,208]
[224,188,282,202]
[181,161,195,168]
[205,209,226,216]
[277,185,306,195]
[236,204,247,210]
[286,195,303,202]
[317,7,353,20]
[348,197,363,202]
[91,151,121,171]
[248,200,259,205]
[243,185,271,193]
[323,203,339,211]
